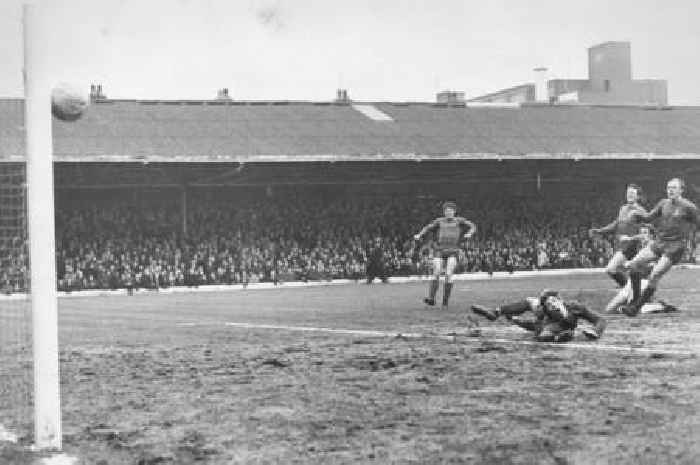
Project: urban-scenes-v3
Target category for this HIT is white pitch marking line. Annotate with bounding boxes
[457,286,698,293]
[487,321,700,338]
[176,321,696,356]
[38,454,79,465]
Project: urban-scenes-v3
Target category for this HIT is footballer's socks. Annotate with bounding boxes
[428,279,439,301]
[608,271,627,288]
[498,300,531,318]
[630,272,642,301]
[638,285,656,306]
[442,282,453,306]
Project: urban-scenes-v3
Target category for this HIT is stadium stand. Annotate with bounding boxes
[1,98,698,292]
[0,187,692,293]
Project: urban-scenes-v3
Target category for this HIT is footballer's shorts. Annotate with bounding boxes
[649,240,686,264]
[437,248,460,260]
[618,238,642,260]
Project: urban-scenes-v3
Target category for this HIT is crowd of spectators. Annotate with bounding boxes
[1,188,697,293]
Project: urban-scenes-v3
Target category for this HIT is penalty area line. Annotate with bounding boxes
[176,321,696,356]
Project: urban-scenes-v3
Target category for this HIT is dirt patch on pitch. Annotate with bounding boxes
[30,329,696,464]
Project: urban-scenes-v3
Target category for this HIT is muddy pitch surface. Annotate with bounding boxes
[2,269,699,464]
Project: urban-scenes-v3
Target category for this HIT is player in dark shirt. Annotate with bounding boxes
[623,178,699,315]
[589,183,647,287]
[470,289,607,342]
[414,201,476,309]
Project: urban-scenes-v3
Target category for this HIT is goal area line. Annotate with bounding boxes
[176,321,697,356]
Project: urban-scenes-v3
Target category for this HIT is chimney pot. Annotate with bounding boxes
[335,88,349,103]
[90,83,106,101]
[436,90,465,104]
[216,88,232,100]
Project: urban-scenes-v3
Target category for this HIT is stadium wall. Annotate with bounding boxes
[2,265,699,300]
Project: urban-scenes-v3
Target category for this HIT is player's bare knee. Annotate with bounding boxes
[606,256,625,274]
[647,273,661,288]
[606,263,622,275]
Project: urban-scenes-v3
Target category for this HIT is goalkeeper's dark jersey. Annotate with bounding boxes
[533,300,590,331]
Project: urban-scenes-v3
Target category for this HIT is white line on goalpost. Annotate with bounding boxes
[23,3,62,451]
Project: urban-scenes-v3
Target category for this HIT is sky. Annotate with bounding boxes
[1,0,699,104]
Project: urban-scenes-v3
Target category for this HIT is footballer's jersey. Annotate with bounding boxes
[615,203,647,238]
[599,203,646,245]
[526,297,582,330]
[423,216,474,252]
[645,198,699,242]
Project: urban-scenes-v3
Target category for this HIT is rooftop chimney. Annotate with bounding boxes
[216,88,232,100]
[533,67,548,102]
[335,88,350,103]
[89,83,106,101]
[436,90,465,104]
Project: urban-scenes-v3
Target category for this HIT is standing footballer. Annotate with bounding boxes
[623,177,699,316]
[589,183,647,288]
[413,201,476,309]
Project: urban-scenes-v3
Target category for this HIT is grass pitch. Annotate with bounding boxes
[2,269,699,464]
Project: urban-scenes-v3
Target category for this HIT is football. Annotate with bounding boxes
[51,83,88,121]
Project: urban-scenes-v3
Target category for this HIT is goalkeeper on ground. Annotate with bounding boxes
[470,290,607,342]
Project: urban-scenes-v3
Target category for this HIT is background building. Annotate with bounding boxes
[468,42,667,105]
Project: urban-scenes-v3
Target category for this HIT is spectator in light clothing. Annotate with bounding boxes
[537,246,550,269]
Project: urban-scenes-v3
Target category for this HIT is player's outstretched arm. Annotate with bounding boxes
[460,218,477,238]
[635,204,649,216]
[689,201,700,226]
[590,218,618,236]
[414,219,439,241]
[632,200,663,223]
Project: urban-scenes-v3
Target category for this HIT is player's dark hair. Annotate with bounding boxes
[539,289,559,307]
[442,201,457,212]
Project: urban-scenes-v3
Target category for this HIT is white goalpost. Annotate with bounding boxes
[23,3,62,451]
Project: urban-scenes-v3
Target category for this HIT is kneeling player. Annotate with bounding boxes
[470,290,607,342]
[623,178,698,316]
[603,226,678,314]
[605,268,679,315]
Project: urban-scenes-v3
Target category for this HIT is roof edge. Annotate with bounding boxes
[4,153,700,164]
[4,97,699,110]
